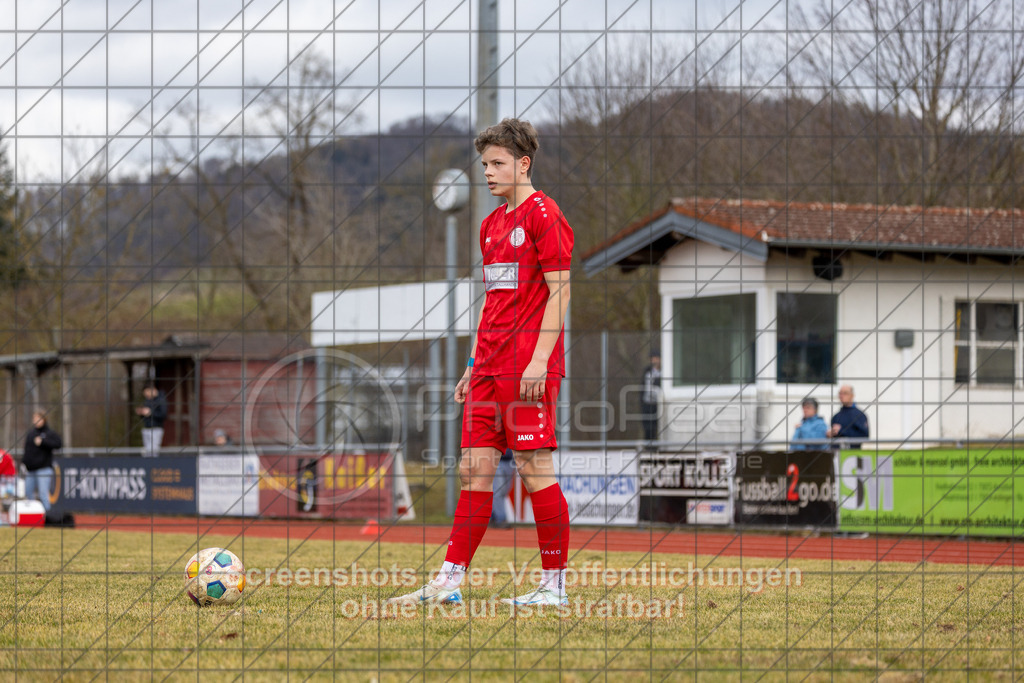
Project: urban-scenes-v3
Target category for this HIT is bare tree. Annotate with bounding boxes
[0,137,26,290]
[5,154,149,350]
[791,0,1024,207]
[165,51,375,331]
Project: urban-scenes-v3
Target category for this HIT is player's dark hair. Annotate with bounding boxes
[474,118,539,178]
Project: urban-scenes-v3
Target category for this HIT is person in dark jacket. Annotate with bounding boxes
[490,448,516,528]
[639,350,662,444]
[828,385,869,448]
[136,384,167,457]
[23,410,62,512]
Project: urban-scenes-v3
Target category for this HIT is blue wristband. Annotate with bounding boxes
[467,358,475,367]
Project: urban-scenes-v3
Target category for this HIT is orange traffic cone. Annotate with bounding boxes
[360,519,380,536]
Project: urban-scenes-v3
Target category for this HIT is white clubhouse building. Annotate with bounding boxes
[583,198,1024,447]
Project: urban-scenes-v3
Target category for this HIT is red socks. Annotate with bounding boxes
[443,484,569,571]
[444,490,493,567]
[529,483,570,570]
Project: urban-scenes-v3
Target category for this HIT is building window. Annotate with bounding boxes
[954,301,1020,385]
[776,293,837,384]
[672,293,756,386]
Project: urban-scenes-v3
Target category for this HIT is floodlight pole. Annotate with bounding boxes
[432,169,471,517]
[445,214,459,516]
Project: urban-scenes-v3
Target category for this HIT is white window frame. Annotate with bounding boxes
[954,300,1023,388]
[668,290,758,391]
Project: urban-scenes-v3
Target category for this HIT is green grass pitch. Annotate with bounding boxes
[0,527,1020,680]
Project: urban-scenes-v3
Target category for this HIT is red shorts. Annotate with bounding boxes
[461,374,561,451]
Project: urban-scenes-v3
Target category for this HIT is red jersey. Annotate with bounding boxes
[0,449,15,477]
[474,191,573,377]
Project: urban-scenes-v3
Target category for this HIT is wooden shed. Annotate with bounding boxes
[1,333,315,450]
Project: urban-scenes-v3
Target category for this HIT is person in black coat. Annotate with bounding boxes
[640,350,662,444]
[490,449,516,528]
[136,384,167,457]
[827,385,869,448]
[23,410,62,512]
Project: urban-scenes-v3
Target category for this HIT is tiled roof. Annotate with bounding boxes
[583,197,1024,263]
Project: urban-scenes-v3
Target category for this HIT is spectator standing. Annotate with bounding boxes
[791,397,828,450]
[828,384,869,448]
[23,411,62,512]
[490,449,515,528]
[640,350,662,443]
[136,384,167,457]
[212,429,234,447]
[0,448,15,477]
[0,448,17,511]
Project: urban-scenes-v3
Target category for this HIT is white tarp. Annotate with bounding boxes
[310,279,474,346]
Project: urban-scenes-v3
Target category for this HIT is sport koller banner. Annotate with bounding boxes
[733,450,838,528]
[638,451,733,525]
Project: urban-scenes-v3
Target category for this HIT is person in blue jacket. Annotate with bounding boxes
[827,384,869,448]
[791,397,828,450]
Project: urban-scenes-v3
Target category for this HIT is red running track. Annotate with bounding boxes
[72,514,1022,567]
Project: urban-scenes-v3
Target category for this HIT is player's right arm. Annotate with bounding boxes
[454,336,479,404]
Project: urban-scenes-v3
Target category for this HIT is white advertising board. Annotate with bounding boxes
[197,454,261,517]
[553,449,639,526]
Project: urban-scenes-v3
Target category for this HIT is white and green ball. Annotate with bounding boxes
[184,547,245,606]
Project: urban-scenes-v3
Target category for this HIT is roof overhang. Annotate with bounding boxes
[59,344,209,364]
[582,210,768,277]
[0,351,61,373]
[770,239,1024,264]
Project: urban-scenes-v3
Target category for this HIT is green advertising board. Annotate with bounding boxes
[838,449,1024,536]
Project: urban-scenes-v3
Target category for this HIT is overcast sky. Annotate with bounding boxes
[1,0,792,181]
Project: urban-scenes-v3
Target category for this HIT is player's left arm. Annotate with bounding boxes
[520,268,570,402]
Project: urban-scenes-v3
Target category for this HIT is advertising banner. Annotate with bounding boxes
[197,454,261,517]
[638,451,733,525]
[49,456,197,515]
[552,450,639,526]
[258,452,394,520]
[838,449,1024,536]
[734,450,837,528]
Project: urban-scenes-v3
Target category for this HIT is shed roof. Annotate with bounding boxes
[52,333,310,365]
[582,198,1024,276]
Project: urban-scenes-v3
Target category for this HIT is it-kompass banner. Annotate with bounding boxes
[48,456,197,515]
[838,449,1024,536]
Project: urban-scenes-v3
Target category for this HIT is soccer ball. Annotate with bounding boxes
[184,548,245,606]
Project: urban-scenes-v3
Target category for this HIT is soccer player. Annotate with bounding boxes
[391,118,573,606]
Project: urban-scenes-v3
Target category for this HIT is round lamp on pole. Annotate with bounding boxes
[432,169,470,212]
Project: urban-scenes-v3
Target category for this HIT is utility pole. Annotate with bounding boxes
[445,0,498,516]
[472,0,499,296]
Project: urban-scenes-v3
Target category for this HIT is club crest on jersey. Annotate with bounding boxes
[509,226,526,247]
